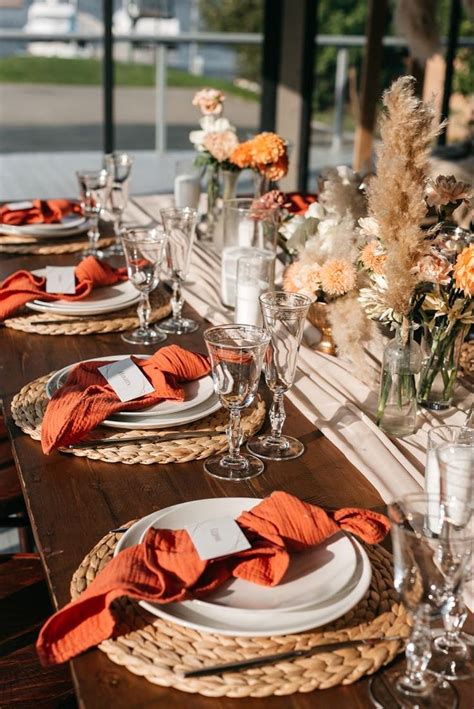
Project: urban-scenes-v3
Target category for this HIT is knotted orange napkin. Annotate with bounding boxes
[285,193,318,215]
[0,256,128,321]
[0,199,82,226]
[41,344,211,453]
[36,491,389,665]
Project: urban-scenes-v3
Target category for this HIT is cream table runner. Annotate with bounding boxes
[133,195,472,502]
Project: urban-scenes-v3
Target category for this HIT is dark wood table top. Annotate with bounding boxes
[1,251,471,708]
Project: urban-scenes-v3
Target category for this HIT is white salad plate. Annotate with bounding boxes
[26,274,140,316]
[114,498,372,637]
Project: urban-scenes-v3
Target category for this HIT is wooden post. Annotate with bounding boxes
[352,0,388,172]
[275,0,317,192]
[260,0,282,132]
[438,0,462,145]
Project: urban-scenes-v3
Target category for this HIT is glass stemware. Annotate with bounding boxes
[429,440,474,680]
[369,493,467,709]
[247,291,311,461]
[159,207,199,335]
[103,151,134,256]
[76,168,112,258]
[203,324,270,481]
[120,227,168,346]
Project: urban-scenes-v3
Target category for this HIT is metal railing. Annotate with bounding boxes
[0,31,472,152]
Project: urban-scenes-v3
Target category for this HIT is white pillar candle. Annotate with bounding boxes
[235,282,265,326]
[174,174,200,209]
[221,246,256,307]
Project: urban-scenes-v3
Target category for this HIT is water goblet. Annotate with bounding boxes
[203,324,270,481]
[369,493,465,709]
[159,206,199,335]
[247,291,311,461]
[428,440,474,680]
[76,168,112,258]
[103,151,134,256]
[121,227,168,346]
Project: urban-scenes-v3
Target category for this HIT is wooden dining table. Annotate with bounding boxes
[1,230,472,707]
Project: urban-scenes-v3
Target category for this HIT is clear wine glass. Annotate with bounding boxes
[428,441,474,680]
[247,291,311,461]
[121,227,168,346]
[369,493,466,709]
[159,207,199,335]
[203,324,270,481]
[76,168,112,258]
[103,151,134,256]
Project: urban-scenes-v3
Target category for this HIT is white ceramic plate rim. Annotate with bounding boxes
[45,355,221,428]
[137,498,357,613]
[26,274,140,315]
[114,500,371,637]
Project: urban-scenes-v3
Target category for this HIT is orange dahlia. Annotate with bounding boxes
[261,153,289,181]
[230,141,254,169]
[251,132,286,164]
[453,245,474,297]
[320,259,357,296]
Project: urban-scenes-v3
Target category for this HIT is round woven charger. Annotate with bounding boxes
[70,525,410,697]
[11,373,266,465]
[0,234,114,255]
[4,288,171,336]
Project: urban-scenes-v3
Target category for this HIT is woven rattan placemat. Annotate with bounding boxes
[4,288,171,336]
[11,373,266,465]
[69,524,409,697]
[0,233,115,254]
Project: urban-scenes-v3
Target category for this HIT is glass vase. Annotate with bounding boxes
[376,326,421,437]
[418,322,468,411]
[253,171,270,198]
[222,169,239,202]
[197,163,221,244]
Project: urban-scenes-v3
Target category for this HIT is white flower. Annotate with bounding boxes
[305,202,326,220]
[358,217,380,239]
[189,116,236,151]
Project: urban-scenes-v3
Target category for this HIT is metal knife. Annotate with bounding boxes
[66,429,224,449]
[182,636,404,678]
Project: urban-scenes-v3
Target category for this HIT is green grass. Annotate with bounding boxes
[0,54,257,99]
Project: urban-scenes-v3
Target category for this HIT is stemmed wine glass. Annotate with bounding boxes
[428,439,474,680]
[121,227,168,346]
[76,168,112,258]
[103,151,134,256]
[247,291,311,461]
[203,324,270,481]
[369,493,469,708]
[159,207,199,335]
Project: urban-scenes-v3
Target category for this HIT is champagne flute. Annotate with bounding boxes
[203,324,270,481]
[369,493,464,709]
[429,441,474,680]
[159,206,199,335]
[247,291,311,460]
[76,168,112,259]
[121,227,167,346]
[103,151,134,256]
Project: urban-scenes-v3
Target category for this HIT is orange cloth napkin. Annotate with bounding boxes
[0,256,128,321]
[36,491,390,665]
[285,193,318,215]
[0,199,82,226]
[41,345,211,454]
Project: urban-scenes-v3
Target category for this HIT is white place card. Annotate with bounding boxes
[5,201,34,211]
[45,266,76,294]
[186,516,251,561]
[98,357,155,403]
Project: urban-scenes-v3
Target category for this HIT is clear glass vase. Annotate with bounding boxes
[253,171,270,198]
[376,325,421,437]
[418,322,468,410]
[196,163,220,244]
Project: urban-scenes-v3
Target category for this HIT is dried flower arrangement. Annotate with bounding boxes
[280,167,379,372]
[357,76,473,411]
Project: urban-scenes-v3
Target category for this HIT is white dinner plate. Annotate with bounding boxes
[0,214,88,238]
[26,272,140,316]
[47,356,215,418]
[114,499,372,637]
[139,498,358,613]
[45,355,221,429]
